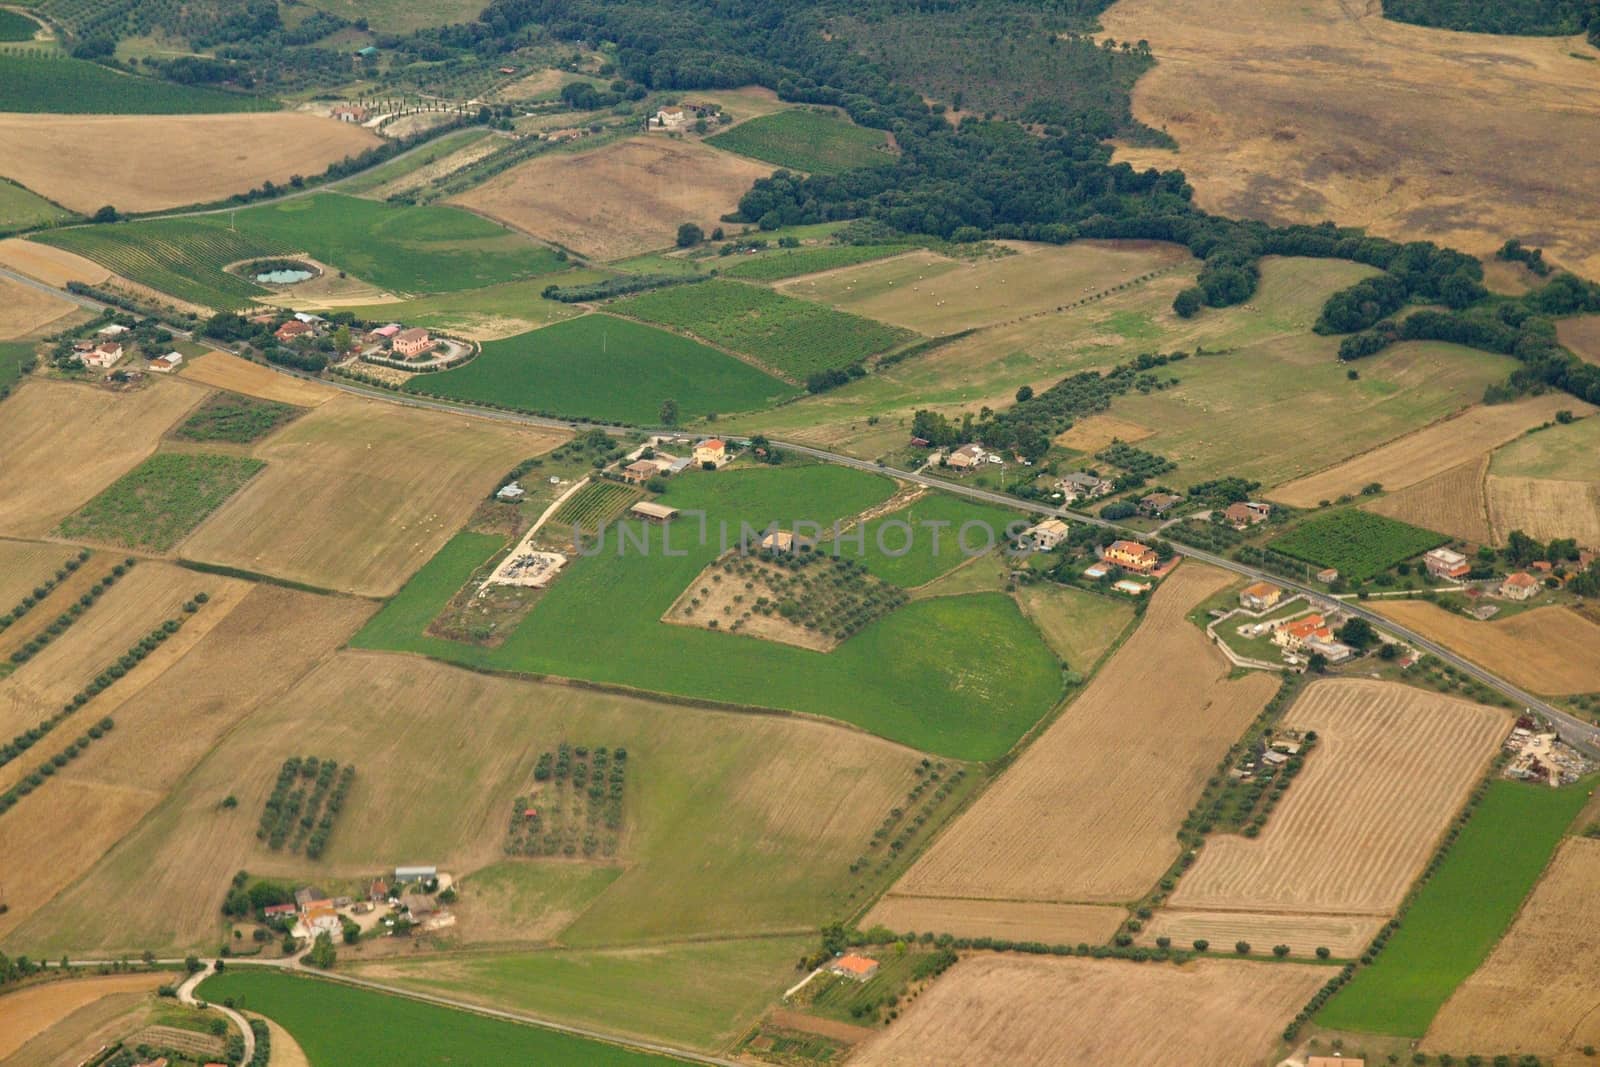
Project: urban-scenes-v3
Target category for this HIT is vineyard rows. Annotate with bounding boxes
[553,480,639,532]
[39,220,287,310]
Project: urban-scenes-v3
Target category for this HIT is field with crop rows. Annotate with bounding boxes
[552,480,639,530]
[611,280,915,378]
[36,221,282,310]
[722,244,914,282]
[57,452,265,551]
[1269,509,1446,580]
[172,393,302,444]
[708,109,894,174]
[0,53,277,114]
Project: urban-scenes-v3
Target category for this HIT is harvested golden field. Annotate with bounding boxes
[852,955,1325,1067]
[1269,394,1589,508]
[1487,476,1600,549]
[1557,315,1600,367]
[0,989,154,1067]
[0,113,378,214]
[0,540,75,609]
[1373,601,1600,696]
[1363,455,1493,545]
[1,585,371,949]
[0,553,120,664]
[1424,837,1600,1059]
[779,240,1190,335]
[1170,681,1507,926]
[1103,0,1600,276]
[1052,412,1154,453]
[861,897,1125,946]
[0,275,81,340]
[1142,910,1386,959]
[0,973,166,1062]
[179,351,338,407]
[452,136,775,259]
[0,237,110,288]
[12,650,924,955]
[891,563,1277,905]
[181,395,561,596]
[0,380,205,538]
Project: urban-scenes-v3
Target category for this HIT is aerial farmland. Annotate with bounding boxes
[1,0,1598,1062]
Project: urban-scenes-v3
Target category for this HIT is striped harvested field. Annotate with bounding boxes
[1363,455,1492,545]
[1486,475,1600,549]
[861,896,1125,946]
[1166,681,1508,952]
[1371,601,1600,696]
[1142,910,1386,959]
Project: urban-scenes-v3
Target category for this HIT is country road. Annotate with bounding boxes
[5,264,1594,756]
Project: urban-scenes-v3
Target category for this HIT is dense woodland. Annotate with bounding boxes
[1382,0,1600,41]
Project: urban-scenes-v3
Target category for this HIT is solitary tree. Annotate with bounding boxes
[1173,287,1203,318]
[1015,385,1034,402]
[676,222,704,248]
[659,398,679,425]
[93,205,119,223]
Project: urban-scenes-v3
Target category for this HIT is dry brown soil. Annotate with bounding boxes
[1364,454,1493,545]
[1373,600,1600,695]
[179,351,338,407]
[0,974,165,1061]
[0,276,80,340]
[861,896,1125,946]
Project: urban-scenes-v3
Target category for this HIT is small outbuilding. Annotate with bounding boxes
[829,954,880,981]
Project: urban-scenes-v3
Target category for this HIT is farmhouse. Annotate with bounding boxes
[404,894,438,919]
[331,104,370,123]
[693,439,728,468]
[1316,567,1340,583]
[947,443,987,472]
[368,879,390,902]
[1103,539,1159,574]
[1021,518,1070,551]
[1138,492,1183,518]
[654,105,688,129]
[1223,501,1272,528]
[630,500,679,522]
[148,352,183,373]
[1501,571,1541,601]
[829,954,880,981]
[495,482,525,502]
[302,907,341,938]
[275,320,313,343]
[263,903,297,920]
[1239,581,1283,611]
[1423,546,1472,581]
[1304,635,1357,663]
[1273,613,1332,652]
[79,340,125,369]
[392,328,437,359]
[1057,471,1111,500]
[622,460,659,485]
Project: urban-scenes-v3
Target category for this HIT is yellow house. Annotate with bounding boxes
[693,439,728,467]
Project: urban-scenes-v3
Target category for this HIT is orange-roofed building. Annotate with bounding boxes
[1103,539,1158,574]
[1273,613,1332,652]
[1239,581,1282,612]
[829,954,880,980]
[1501,571,1541,601]
[693,439,728,467]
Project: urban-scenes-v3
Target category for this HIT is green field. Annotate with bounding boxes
[0,53,277,113]
[0,342,35,393]
[355,464,1063,759]
[708,109,895,174]
[553,479,639,528]
[351,937,807,1050]
[722,244,915,282]
[405,315,797,424]
[1270,509,1447,581]
[0,178,72,233]
[337,127,496,194]
[172,393,302,444]
[0,10,37,40]
[836,492,1024,587]
[343,271,601,335]
[196,970,686,1065]
[56,452,265,550]
[1317,779,1592,1036]
[610,280,915,378]
[37,194,564,309]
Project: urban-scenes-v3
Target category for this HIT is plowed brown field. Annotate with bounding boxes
[1424,837,1600,1059]
[851,955,1326,1067]
[1270,394,1589,507]
[1364,455,1492,545]
[1373,601,1600,696]
[180,351,338,407]
[890,563,1277,906]
[861,897,1125,946]
[1169,681,1507,932]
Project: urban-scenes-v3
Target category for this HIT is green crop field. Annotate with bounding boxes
[0,178,72,233]
[833,492,1024,588]
[343,271,601,336]
[553,479,639,529]
[196,970,685,1065]
[0,342,35,393]
[405,315,797,424]
[0,53,277,113]
[1317,779,1592,1036]
[172,393,302,444]
[37,194,564,310]
[1269,509,1447,581]
[708,109,895,174]
[0,10,38,40]
[56,452,265,551]
[722,244,915,282]
[351,936,808,1051]
[610,280,915,379]
[354,464,1062,759]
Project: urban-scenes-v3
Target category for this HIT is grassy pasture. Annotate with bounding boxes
[1490,415,1600,481]
[721,244,915,282]
[1316,779,1592,1037]
[338,271,603,340]
[707,108,894,174]
[405,314,797,424]
[172,393,302,444]
[197,971,683,1066]
[0,177,71,233]
[611,280,915,378]
[353,937,808,1050]
[0,53,277,113]
[56,452,265,551]
[833,492,1024,587]
[0,342,34,390]
[1269,509,1446,580]
[355,465,1063,759]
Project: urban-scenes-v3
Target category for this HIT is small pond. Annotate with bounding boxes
[255,268,315,284]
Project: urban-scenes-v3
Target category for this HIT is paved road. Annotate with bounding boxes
[4,263,1590,753]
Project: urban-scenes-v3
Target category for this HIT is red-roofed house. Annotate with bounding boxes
[263,903,298,920]
[1501,571,1541,601]
[1239,581,1282,612]
[392,328,436,358]
[275,319,313,343]
[693,439,728,468]
[1423,547,1471,581]
[80,340,125,369]
[1103,539,1158,574]
[1274,614,1332,652]
[829,954,880,981]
